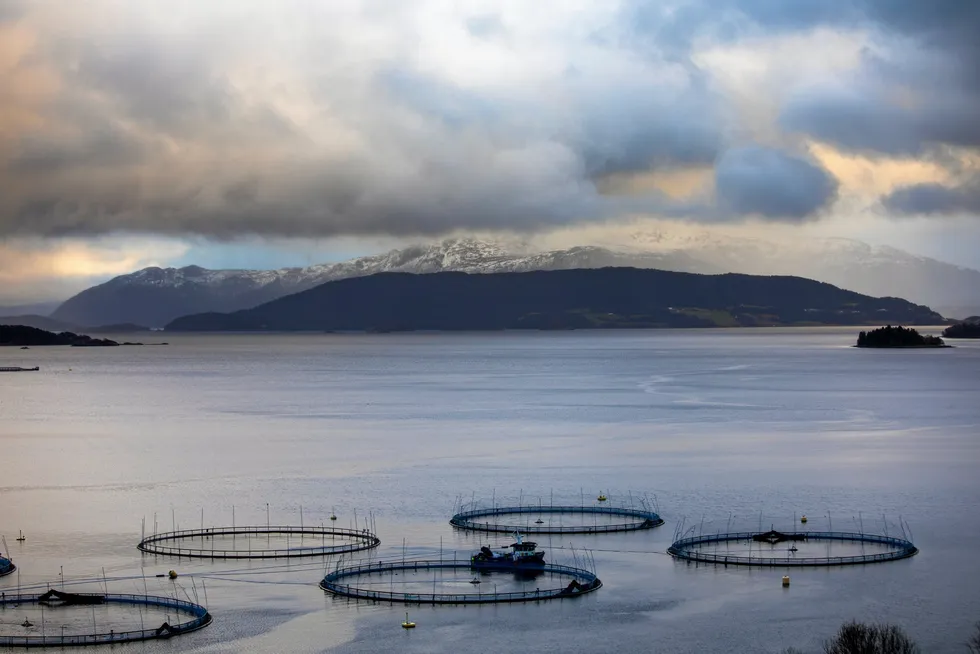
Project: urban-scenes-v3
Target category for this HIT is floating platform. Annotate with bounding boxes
[0,590,212,647]
[0,366,39,372]
[320,559,602,604]
[450,504,664,535]
[137,525,380,559]
[667,530,918,567]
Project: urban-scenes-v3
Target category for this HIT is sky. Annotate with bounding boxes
[1,0,978,303]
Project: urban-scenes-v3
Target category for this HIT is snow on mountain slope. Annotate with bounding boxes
[51,235,980,327]
[51,240,710,327]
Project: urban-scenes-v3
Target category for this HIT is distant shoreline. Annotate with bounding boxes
[853,344,953,349]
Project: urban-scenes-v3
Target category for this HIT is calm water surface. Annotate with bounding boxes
[1,329,978,652]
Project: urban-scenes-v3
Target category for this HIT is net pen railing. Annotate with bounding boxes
[450,505,664,534]
[320,559,601,604]
[138,524,380,559]
[667,530,918,567]
[0,592,212,647]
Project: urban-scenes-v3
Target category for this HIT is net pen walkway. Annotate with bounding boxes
[320,559,602,604]
[667,530,918,567]
[0,591,212,648]
[450,504,664,535]
[137,525,380,559]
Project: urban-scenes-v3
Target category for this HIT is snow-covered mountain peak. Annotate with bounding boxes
[52,232,980,327]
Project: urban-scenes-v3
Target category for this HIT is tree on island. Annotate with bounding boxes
[942,320,980,339]
[968,621,980,654]
[823,621,919,654]
[781,620,920,654]
[856,325,945,348]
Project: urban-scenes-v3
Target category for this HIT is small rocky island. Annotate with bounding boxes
[1,324,120,347]
[856,325,947,348]
[942,319,980,339]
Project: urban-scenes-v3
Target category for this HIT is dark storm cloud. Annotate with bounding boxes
[624,0,976,53]
[378,68,500,130]
[0,1,744,240]
[780,84,980,156]
[69,34,234,133]
[622,0,979,156]
[578,74,724,176]
[715,147,838,219]
[774,0,979,155]
[11,126,146,173]
[5,143,620,239]
[883,182,980,216]
[377,64,725,178]
[17,0,980,239]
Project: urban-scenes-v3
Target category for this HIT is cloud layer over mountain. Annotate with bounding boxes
[1,0,976,243]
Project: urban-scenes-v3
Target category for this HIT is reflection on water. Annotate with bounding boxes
[1,329,979,653]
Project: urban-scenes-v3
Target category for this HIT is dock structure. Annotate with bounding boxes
[0,366,39,372]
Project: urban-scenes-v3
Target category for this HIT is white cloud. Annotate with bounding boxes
[0,236,189,303]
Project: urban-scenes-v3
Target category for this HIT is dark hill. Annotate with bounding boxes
[0,314,80,333]
[943,320,980,338]
[1,325,119,347]
[165,268,943,332]
[51,269,286,328]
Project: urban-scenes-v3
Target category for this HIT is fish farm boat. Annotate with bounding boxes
[471,532,546,570]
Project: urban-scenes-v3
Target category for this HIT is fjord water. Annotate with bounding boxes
[1,329,978,653]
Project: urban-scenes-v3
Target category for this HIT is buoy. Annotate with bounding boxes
[800,515,808,524]
[597,493,608,502]
[782,575,790,587]
[534,519,544,524]
[22,619,34,628]
[168,570,178,579]
[330,507,338,521]
[16,530,25,542]
[401,612,416,629]
[469,578,481,585]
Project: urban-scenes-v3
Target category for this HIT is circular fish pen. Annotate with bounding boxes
[450,505,664,535]
[138,525,380,559]
[320,559,601,604]
[0,589,211,647]
[0,556,14,578]
[667,529,918,567]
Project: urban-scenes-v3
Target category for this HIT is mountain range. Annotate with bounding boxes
[0,301,63,318]
[166,268,944,332]
[46,235,980,328]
